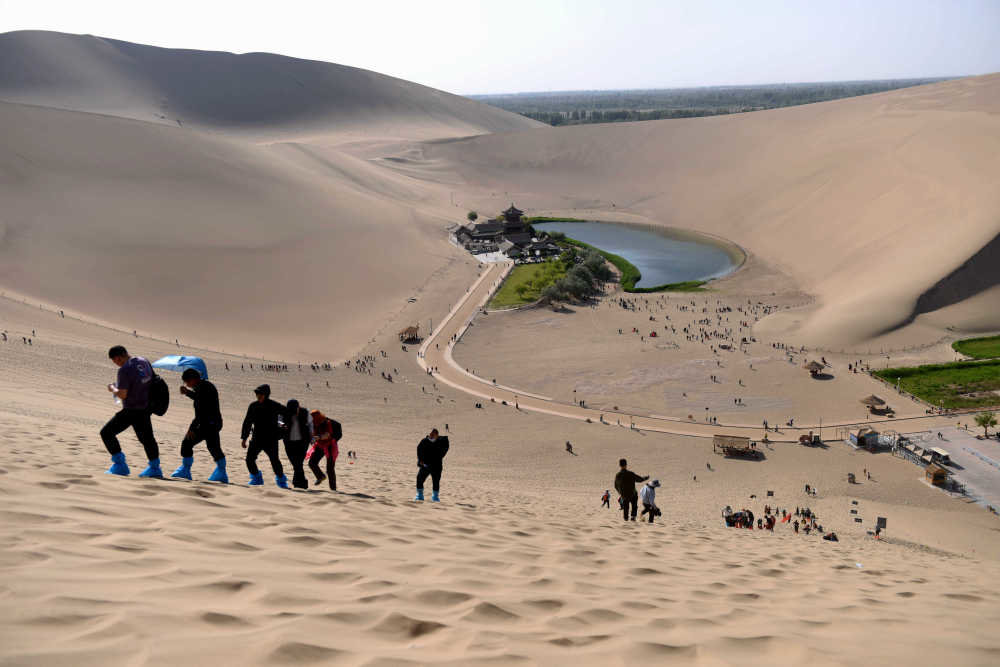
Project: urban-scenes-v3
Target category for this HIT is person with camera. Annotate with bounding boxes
[639,479,662,523]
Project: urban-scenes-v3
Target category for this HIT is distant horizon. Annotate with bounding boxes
[0,28,974,98]
[465,75,962,98]
[1,1,997,95]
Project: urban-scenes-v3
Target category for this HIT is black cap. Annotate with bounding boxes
[254,384,270,396]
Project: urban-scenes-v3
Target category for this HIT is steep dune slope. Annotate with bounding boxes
[0,100,462,361]
[0,30,541,141]
[0,31,543,362]
[426,75,1000,346]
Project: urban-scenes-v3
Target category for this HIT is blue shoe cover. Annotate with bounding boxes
[414,489,424,501]
[275,475,289,489]
[248,471,264,486]
[208,458,228,484]
[171,457,193,480]
[431,491,440,503]
[139,458,163,478]
[106,452,130,476]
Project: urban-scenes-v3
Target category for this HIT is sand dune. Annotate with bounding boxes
[0,31,544,363]
[2,31,1000,666]
[2,296,1000,666]
[0,99,474,362]
[0,30,542,141]
[424,75,1000,347]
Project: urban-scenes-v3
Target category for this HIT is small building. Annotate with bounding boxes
[928,447,951,465]
[849,427,880,450]
[525,240,562,258]
[925,463,948,487]
[501,204,525,224]
[455,203,534,255]
[713,434,761,459]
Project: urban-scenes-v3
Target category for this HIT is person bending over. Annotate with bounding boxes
[307,410,341,490]
[639,479,662,523]
[415,429,449,502]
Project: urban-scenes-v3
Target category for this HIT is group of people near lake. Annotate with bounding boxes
[99,345,450,500]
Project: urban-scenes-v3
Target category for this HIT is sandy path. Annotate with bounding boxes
[419,266,963,442]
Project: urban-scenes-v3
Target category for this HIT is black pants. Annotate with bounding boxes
[246,438,284,477]
[285,440,309,489]
[641,502,656,523]
[101,408,158,460]
[416,466,442,492]
[622,495,637,521]
[308,449,336,490]
[181,423,224,461]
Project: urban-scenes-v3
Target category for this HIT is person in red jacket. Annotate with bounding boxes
[307,410,340,490]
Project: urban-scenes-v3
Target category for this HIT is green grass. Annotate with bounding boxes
[490,261,568,308]
[559,237,706,293]
[952,335,1000,360]
[874,359,1000,409]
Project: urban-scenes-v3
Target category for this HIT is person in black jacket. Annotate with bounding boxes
[282,399,312,490]
[171,368,228,483]
[241,384,288,488]
[415,428,449,502]
[614,458,648,522]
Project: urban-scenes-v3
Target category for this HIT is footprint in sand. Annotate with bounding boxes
[413,589,473,607]
[943,593,982,602]
[200,611,251,627]
[549,634,612,648]
[461,601,520,624]
[309,571,362,583]
[268,642,347,665]
[370,612,447,641]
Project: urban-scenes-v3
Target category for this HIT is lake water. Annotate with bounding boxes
[532,221,742,288]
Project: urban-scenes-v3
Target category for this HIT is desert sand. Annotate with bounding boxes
[2,31,1000,666]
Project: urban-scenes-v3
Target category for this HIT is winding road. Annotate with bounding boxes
[418,261,954,443]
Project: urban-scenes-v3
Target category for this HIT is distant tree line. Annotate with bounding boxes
[470,78,951,127]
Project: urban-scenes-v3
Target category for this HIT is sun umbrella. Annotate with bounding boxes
[152,355,208,379]
[859,394,885,407]
[804,361,824,373]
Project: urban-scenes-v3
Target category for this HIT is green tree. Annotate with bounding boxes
[467,211,478,222]
[515,284,528,299]
[975,411,998,437]
[540,284,563,303]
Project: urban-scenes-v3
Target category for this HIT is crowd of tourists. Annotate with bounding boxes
[99,345,450,501]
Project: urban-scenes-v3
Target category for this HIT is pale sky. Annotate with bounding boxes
[2,0,998,94]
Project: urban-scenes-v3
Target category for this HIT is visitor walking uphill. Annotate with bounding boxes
[241,384,288,488]
[100,345,162,478]
[171,369,227,483]
[283,399,313,489]
[415,428,449,502]
[614,458,649,522]
[308,410,341,490]
[639,479,662,523]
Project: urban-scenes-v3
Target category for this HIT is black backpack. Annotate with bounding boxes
[148,373,169,416]
[330,419,343,441]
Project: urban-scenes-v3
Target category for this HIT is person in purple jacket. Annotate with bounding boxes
[101,345,161,477]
